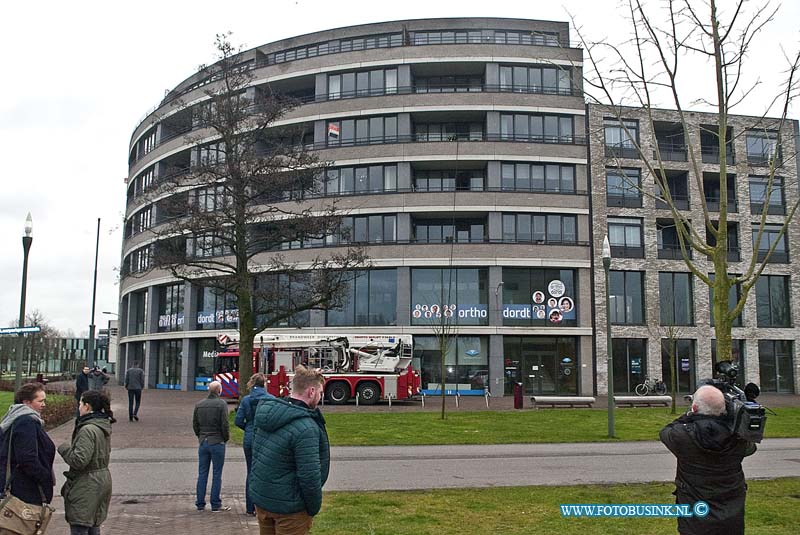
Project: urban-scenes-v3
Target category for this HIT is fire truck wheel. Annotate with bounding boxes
[326,382,350,405]
[356,382,380,405]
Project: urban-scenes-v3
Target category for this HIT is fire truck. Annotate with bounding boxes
[213,333,421,404]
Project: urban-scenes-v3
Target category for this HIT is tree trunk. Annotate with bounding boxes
[439,334,447,420]
[669,338,677,415]
[237,284,254,400]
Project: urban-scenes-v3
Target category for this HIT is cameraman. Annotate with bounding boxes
[660,385,756,535]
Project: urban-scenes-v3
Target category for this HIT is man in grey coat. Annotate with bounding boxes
[193,381,230,512]
[124,363,145,422]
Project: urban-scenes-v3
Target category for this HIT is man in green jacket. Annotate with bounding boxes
[250,365,330,534]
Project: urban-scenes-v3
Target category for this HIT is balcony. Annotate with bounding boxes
[704,196,738,213]
[757,250,789,263]
[701,146,735,165]
[610,245,644,259]
[653,143,687,162]
[658,246,692,260]
[750,202,786,216]
[656,194,690,211]
[605,144,640,159]
[607,194,643,208]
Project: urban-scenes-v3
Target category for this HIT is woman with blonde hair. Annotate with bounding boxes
[235,373,273,516]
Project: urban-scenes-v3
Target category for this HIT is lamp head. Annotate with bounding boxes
[601,235,611,260]
[24,213,32,237]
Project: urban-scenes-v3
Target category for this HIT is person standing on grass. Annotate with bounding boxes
[59,389,114,535]
[235,373,274,516]
[193,380,230,512]
[124,362,145,422]
[250,365,330,534]
[0,382,56,507]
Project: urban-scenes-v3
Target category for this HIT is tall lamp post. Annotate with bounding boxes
[87,218,100,368]
[16,213,33,390]
[602,235,615,438]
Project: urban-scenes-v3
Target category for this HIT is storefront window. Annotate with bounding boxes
[415,336,488,391]
[612,338,646,393]
[411,268,488,326]
[501,268,577,327]
[157,340,182,389]
[503,336,578,395]
[661,339,695,393]
[157,283,184,332]
[194,339,218,381]
[196,287,238,330]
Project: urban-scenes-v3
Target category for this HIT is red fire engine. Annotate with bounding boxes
[213,333,421,404]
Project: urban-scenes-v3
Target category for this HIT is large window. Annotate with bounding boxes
[325,165,398,195]
[752,224,789,263]
[499,65,572,95]
[414,122,483,142]
[758,340,794,393]
[501,214,577,244]
[327,116,398,147]
[659,272,694,325]
[608,217,644,258]
[156,340,182,389]
[503,337,578,396]
[328,215,397,245]
[411,268,488,326]
[196,287,238,330]
[327,269,397,326]
[606,168,641,207]
[328,68,398,99]
[612,339,647,393]
[662,339,695,393]
[157,283,184,332]
[194,339,218,381]
[756,275,791,327]
[413,219,485,244]
[502,268,577,327]
[415,336,489,392]
[413,169,484,192]
[746,130,780,166]
[749,176,785,215]
[415,75,482,93]
[128,291,148,335]
[501,163,575,193]
[708,275,743,327]
[609,271,644,325]
[194,185,229,212]
[604,118,639,158]
[499,114,574,143]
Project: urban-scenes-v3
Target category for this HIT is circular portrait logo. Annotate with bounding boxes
[559,297,574,313]
[548,279,565,298]
[532,291,545,304]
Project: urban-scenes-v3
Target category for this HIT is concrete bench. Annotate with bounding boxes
[530,396,596,409]
[614,395,672,407]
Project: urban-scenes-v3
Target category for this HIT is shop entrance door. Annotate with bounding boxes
[520,339,557,395]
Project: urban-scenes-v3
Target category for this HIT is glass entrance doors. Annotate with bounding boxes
[504,336,578,395]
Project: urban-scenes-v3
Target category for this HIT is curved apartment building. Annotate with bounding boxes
[119,17,593,395]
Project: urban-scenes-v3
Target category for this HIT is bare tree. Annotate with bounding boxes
[145,34,367,393]
[575,0,799,365]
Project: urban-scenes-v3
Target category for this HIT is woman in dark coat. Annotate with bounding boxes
[0,382,56,505]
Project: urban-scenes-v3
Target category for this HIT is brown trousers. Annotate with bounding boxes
[256,507,313,535]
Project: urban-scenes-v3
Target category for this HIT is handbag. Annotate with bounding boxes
[0,423,54,535]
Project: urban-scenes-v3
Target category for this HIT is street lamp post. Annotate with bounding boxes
[87,218,100,368]
[16,213,33,390]
[602,235,615,438]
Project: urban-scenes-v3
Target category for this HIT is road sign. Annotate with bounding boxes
[0,326,42,335]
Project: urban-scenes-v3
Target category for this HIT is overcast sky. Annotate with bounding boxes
[1,0,797,335]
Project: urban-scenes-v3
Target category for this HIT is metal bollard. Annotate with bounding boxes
[387,393,392,409]
[455,392,460,408]
[484,389,491,408]
[356,392,359,407]
[421,392,425,408]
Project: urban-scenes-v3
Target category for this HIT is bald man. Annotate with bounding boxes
[193,381,231,512]
[660,385,757,535]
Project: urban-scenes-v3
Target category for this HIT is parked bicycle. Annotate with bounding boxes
[635,376,667,396]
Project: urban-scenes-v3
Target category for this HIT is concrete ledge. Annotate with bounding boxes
[530,396,595,409]
[614,395,672,407]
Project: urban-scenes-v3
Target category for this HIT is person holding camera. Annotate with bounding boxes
[659,384,757,535]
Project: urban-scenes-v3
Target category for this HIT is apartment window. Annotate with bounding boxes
[758,340,794,393]
[499,114,574,143]
[327,269,397,326]
[662,339,695,393]
[749,176,785,215]
[501,163,575,193]
[140,129,157,157]
[195,186,228,212]
[133,167,155,197]
[157,283,185,332]
[499,65,572,95]
[608,217,644,258]
[413,169,484,191]
[606,168,641,207]
[660,272,694,325]
[502,214,577,244]
[657,219,692,260]
[192,232,232,258]
[327,68,399,99]
[746,130,780,166]
[708,274,743,327]
[414,219,485,243]
[329,215,397,245]
[411,268,489,326]
[129,291,148,335]
[609,271,644,325]
[326,165,398,195]
[128,246,151,274]
[415,75,482,93]
[326,116,398,146]
[414,122,483,142]
[756,275,791,327]
[706,222,740,262]
[604,118,639,158]
[197,141,226,166]
[612,339,647,393]
[752,224,789,263]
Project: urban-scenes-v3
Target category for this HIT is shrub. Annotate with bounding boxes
[41,396,76,430]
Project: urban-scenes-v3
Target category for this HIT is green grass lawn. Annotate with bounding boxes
[314,478,800,535]
[228,407,800,446]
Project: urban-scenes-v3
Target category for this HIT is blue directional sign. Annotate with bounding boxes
[0,326,42,335]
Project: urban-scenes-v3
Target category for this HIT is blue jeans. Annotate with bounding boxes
[243,442,254,514]
[196,440,226,510]
[70,526,100,535]
[127,389,142,418]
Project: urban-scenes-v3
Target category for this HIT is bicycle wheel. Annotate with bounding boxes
[655,382,667,395]
[634,383,648,396]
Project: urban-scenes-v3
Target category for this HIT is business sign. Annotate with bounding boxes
[0,326,42,335]
[158,313,185,328]
[412,303,487,320]
[503,278,576,324]
[197,308,239,325]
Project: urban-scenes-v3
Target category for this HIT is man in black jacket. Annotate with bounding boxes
[660,385,757,535]
[192,381,230,512]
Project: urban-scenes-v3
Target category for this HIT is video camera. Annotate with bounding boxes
[703,360,766,443]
